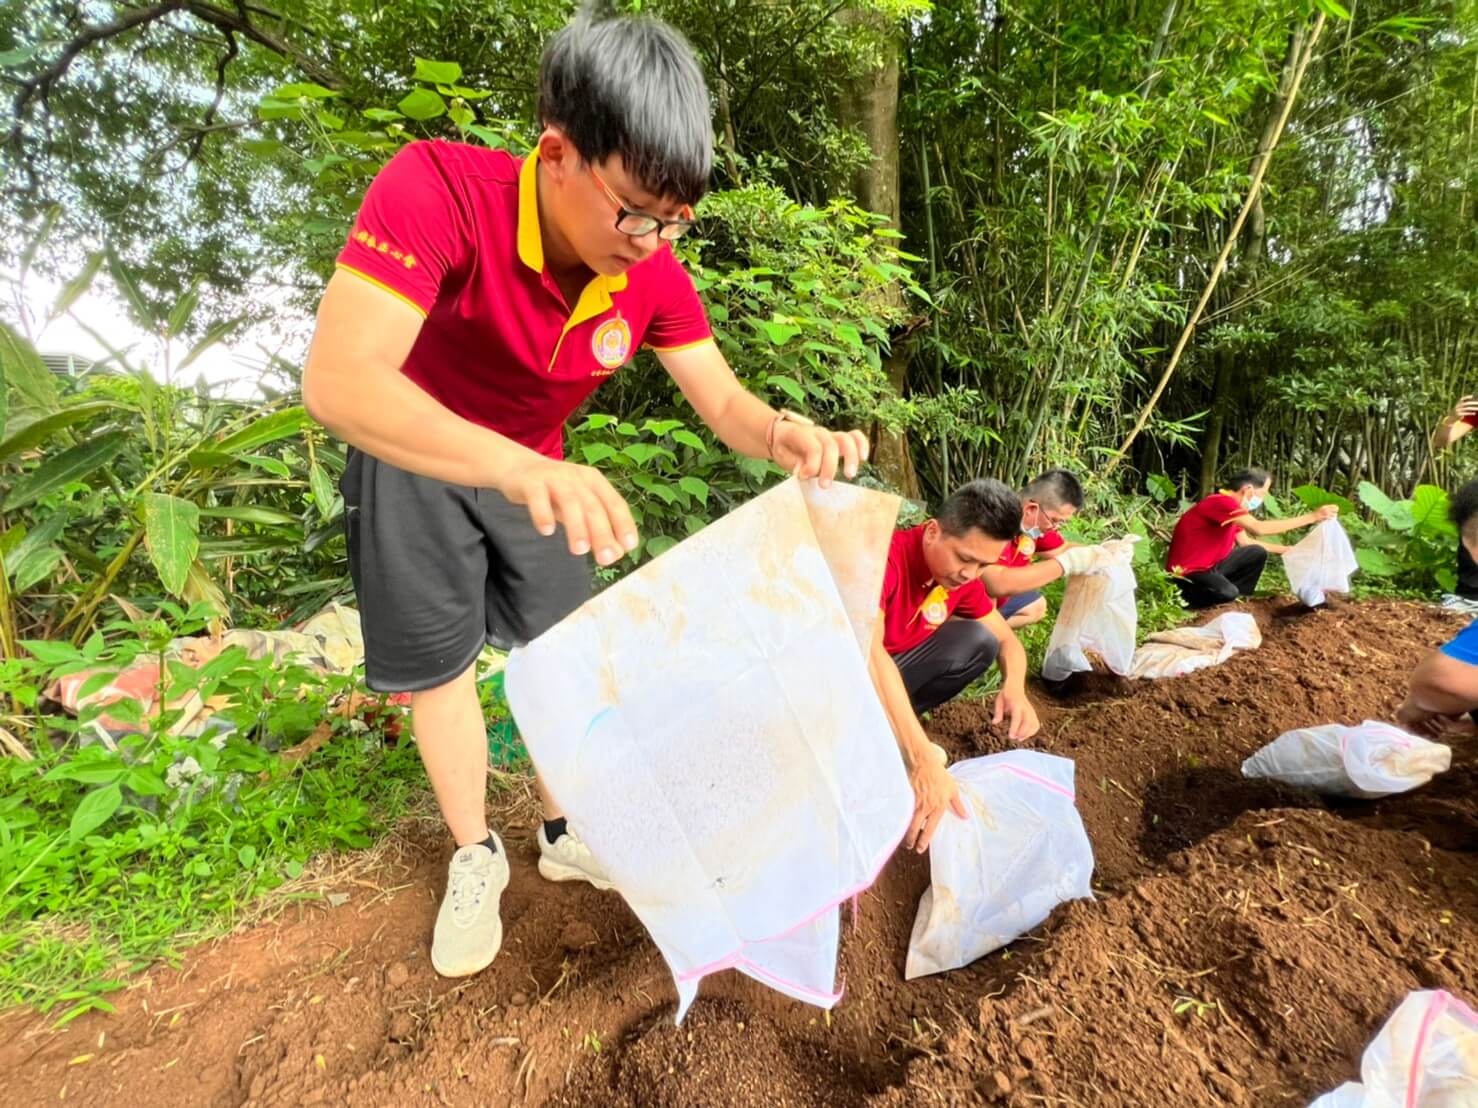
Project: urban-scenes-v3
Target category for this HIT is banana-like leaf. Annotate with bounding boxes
[142,493,200,597]
[211,406,310,455]
[0,401,123,462]
[3,431,127,511]
[0,320,58,413]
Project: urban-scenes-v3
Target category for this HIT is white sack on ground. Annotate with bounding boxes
[1242,720,1451,798]
[905,751,1094,980]
[1129,611,1262,680]
[1307,989,1478,1107]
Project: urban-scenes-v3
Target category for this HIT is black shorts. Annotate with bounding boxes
[341,448,591,693]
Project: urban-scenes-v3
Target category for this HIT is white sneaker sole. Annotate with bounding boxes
[537,855,615,891]
[430,932,501,978]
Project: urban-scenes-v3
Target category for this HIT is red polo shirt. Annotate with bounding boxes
[335,140,712,459]
[1166,493,1248,575]
[879,525,994,655]
[994,528,1065,569]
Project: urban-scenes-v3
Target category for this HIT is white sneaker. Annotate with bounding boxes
[537,825,615,891]
[430,834,510,978]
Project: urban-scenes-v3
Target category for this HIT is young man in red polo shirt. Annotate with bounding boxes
[1166,467,1337,609]
[980,468,1086,629]
[303,12,874,978]
[866,479,1108,851]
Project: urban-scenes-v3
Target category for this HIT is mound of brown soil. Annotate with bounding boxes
[3,598,1475,1107]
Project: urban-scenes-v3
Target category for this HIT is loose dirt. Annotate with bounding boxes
[3,598,1475,1106]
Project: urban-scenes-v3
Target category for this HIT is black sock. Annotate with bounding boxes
[478,833,498,856]
[543,817,568,844]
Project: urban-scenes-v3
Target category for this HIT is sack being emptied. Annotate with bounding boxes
[1282,519,1360,607]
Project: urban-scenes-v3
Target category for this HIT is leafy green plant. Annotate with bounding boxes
[1292,482,1455,592]
[0,613,423,1017]
[567,413,774,566]
[0,305,349,647]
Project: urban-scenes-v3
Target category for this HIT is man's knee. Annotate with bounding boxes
[1009,596,1049,627]
[409,661,479,712]
[1243,544,1268,570]
[1209,577,1242,603]
[951,619,1001,671]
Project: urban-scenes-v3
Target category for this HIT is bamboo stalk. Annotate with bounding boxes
[1105,12,1326,477]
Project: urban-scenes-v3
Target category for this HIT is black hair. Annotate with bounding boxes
[1451,478,1478,542]
[936,479,1023,542]
[538,5,712,206]
[1022,468,1084,511]
[1226,467,1272,491]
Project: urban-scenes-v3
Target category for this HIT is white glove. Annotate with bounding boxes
[1100,534,1143,565]
[1053,544,1111,577]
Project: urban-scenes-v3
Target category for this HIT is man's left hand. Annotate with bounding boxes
[993,684,1040,742]
[772,419,870,488]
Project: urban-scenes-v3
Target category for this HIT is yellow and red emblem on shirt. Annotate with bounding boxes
[590,315,632,374]
[1016,534,1037,559]
[919,585,950,627]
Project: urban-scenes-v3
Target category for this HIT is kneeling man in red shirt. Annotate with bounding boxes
[866,479,1107,852]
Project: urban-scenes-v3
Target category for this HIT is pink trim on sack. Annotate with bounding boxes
[1405,991,1478,1108]
[992,763,1077,802]
[675,810,910,991]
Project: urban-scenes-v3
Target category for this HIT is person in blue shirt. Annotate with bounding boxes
[1398,478,1478,734]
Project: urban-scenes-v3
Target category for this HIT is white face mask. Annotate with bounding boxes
[1246,495,1264,511]
[1022,505,1044,540]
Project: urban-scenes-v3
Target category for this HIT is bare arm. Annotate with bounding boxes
[303,271,637,564]
[1397,650,1478,733]
[658,341,867,486]
[867,613,968,852]
[1234,529,1291,556]
[980,557,1066,598]
[1432,397,1478,454]
[1232,503,1338,539]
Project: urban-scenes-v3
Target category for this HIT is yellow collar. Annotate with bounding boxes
[517,151,629,297]
[517,150,547,273]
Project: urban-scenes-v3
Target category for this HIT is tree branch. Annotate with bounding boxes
[7,1,188,147]
[187,28,239,164]
[1105,12,1328,477]
[182,1,337,88]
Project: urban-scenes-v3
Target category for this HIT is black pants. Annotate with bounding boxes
[893,619,1002,714]
[1175,543,1267,609]
[341,448,591,693]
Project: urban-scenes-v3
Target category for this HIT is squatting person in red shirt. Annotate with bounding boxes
[1166,467,1338,609]
[867,480,1110,852]
[303,10,879,979]
[980,468,1085,630]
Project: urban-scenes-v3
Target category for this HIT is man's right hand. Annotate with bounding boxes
[1054,544,1112,577]
[499,456,640,566]
[905,757,969,853]
[1312,504,1339,523]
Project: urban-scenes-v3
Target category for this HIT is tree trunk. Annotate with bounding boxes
[835,8,919,498]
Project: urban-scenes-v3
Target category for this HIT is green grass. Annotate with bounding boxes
[0,625,441,1023]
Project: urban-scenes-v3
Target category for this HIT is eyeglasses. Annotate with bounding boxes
[588,164,695,241]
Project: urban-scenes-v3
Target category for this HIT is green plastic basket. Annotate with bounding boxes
[480,670,528,767]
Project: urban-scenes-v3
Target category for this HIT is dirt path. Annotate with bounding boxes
[3,598,1476,1106]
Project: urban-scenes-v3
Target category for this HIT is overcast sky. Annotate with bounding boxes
[11,273,308,400]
